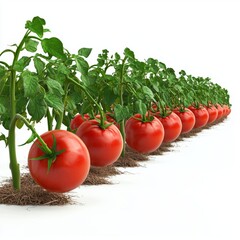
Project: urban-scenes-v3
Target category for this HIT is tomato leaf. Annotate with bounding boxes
[25,16,46,38]
[22,71,40,98]
[13,57,31,72]
[0,102,6,114]
[0,133,7,145]
[142,86,154,100]
[46,78,64,96]
[0,96,9,115]
[124,48,135,59]
[45,93,64,112]
[41,37,66,60]
[78,48,92,58]
[33,56,45,75]
[19,131,36,146]
[114,104,130,122]
[27,93,47,122]
[25,38,39,52]
[75,56,89,76]
[135,100,147,116]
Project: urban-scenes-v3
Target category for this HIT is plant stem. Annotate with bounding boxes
[46,108,53,131]
[8,30,30,190]
[119,57,127,157]
[10,114,52,154]
[67,76,106,129]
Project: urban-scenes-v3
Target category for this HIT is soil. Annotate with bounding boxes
[0,173,72,206]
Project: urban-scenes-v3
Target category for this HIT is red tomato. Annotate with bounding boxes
[173,108,196,134]
[70,113,90,131]
[76,119,123,167]
[215,104,223,120]
[156,112,182,143]
[28,130,90,193]
[205,105,218,124]
[188,106,209,128]
[225,106,231,116]
[125,114,164,153]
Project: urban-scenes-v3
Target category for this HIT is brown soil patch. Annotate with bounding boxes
[0,173,72,206]
[83,165,122,185]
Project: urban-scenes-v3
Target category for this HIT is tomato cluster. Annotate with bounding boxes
[0,16,232,194]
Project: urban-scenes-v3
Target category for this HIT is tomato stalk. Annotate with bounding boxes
[119,57,127,157]
[8,30,31,190]
[9,113,53,190]
[67,76,108,129]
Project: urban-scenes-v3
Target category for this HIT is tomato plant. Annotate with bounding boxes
[125,114,164,153]
[76,119,123,167]
[28,130,90,193]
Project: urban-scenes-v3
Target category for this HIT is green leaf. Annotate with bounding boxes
[41,37,66,59]
[135,100,147,116]
[0,96,9,114]
[25,16,46,38]
[57,63,70,75]
[13,57,31,72]
[27,93,47,122]
[33,56,45,75]
[124,48,135,59]
[46,78,64,95]
[0,102,6,114]
[22,71,39,97]
[114,104,130,122]
[45,93,64,112]
[142,86,154,100]
[75,56,89,76]
[0,133,7,145]
[78,48,92,58]
[25,38,39,52]
[19,131,37,146]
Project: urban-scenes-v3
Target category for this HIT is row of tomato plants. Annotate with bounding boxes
[0,17,231,194]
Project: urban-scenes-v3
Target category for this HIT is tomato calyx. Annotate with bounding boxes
[132,114,155,123]
[30,134,65,172]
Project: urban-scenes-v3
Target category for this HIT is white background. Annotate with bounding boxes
[0,0,239,239]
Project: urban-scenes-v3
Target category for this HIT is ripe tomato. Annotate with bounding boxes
[76,119,123,167]
[28,130,90,193]
[173,108,195,134]
[188,106,209,128]
[215,104,224,120]
[156,112,182,143]
[125,114,164,154]
[70,113,90,131]
[205,105,218,124]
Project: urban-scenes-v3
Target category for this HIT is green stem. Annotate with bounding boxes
[46,108,53,131]
[119,57,127,157]
[8,30,30,190]
[11,114,52,155]
[67,76,107,129]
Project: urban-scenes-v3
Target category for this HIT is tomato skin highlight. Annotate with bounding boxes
[76,120,123,167]
[188,106,209,128]
[173,108,196,134]
[70,114,90,131]
[205,105,218,124]
[28,130,90,193]
[156,112,182,143]
[125,114,164,154]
